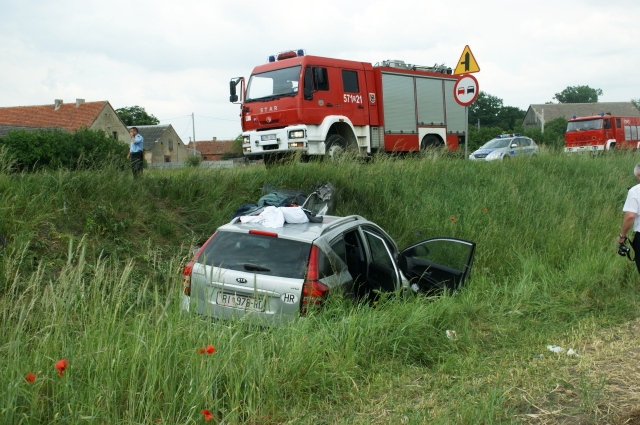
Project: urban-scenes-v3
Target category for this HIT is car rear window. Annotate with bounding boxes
[198,231,312,279]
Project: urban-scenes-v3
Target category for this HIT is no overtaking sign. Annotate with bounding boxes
[453,74,479,107]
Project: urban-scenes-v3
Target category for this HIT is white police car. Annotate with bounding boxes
[469,134,539,161]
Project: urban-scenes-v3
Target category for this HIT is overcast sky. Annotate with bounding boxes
[1,0,638,142]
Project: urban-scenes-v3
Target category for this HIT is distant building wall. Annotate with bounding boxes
[89,104,130,144]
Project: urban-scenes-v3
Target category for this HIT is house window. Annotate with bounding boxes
[112,132,118,140]
[168,139,173,151]
[164,156,171,163]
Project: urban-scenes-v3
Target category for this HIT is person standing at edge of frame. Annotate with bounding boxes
[617,162,640,273]
[127,127,144,177]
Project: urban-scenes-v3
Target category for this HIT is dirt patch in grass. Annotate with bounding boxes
[520,318,640,424]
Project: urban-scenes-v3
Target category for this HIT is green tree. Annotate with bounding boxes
[632,99,640,111]
[222,134,244,160]
[553,86,603,103]
[115,106,160,126]
[469,92,525,129]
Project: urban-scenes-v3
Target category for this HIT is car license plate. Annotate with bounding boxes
[216,292,265,312]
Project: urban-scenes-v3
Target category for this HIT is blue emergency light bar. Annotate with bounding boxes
[268,49,306,63]
[495,133,520,138]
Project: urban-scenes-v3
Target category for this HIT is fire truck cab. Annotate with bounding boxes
[565,113,640,153]
[230,50,466,160]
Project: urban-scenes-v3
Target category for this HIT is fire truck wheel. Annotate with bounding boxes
[325,134,349,160]
[420,135,442,150]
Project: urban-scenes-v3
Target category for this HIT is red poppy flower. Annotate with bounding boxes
[450,217,456,222]
[206,345,216,355]
[202,409,213,421]
[198,348,206,354]
[483,208,488,213]
[56,359,68,377]
[25,373,36,383]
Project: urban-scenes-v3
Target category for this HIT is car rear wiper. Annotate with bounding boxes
[243,263,271,272]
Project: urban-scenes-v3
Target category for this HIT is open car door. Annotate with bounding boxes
[398,238,476,293]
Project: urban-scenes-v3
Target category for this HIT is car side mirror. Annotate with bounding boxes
[511,143,517,148]
[229,80,238,103]
[303,67,313,100]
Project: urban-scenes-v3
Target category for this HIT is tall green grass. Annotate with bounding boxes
[2,152,640,423]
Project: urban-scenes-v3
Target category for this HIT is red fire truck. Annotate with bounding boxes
[565,113,640,153]
[229,50,466,159]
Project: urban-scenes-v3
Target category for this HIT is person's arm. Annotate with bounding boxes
[618,211,636,243]
[134,134,143,148]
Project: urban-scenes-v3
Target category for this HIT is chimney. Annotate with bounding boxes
[75,98,85,108]
[54,99,63,110]
[212,137,217,141]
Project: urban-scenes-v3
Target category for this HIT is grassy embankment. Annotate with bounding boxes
[1,151,640,424]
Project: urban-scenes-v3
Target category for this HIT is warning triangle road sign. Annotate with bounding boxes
[454,45,480,75]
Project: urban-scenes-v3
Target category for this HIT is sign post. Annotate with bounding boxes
[453,74,479,160]
[453,45,480,159]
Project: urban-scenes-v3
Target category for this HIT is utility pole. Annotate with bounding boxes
[192,113,197,156]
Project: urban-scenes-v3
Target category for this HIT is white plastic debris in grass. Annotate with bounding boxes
[446,330,457,340]
[566,348,580,357]
[547,345,565,353]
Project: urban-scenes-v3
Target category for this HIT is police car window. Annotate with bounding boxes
[519,138,530,147]
[342,70,360,93]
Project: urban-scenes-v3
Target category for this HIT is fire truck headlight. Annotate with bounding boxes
[242,136,250,144]
[288,130,305,139]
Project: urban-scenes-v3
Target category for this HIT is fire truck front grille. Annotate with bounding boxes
[263,144,279,151]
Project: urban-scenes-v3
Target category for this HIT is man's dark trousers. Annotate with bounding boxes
[130,152,143,177]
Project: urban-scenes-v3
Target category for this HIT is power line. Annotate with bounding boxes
[158,114,192,121]
[195,115,237,122]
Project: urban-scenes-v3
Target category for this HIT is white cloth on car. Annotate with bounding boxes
[240,206,309,228]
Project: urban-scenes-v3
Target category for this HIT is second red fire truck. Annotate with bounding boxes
[230,50,467,160]
[565,113,640,153]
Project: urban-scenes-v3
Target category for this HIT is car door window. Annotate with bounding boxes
[363,230,399,293]
[399,238,475,293]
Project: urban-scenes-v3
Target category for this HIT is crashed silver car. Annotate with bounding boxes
[181,213,476,324]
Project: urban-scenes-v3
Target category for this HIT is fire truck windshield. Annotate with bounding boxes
[566,119,603,132]
[246,66,301,102]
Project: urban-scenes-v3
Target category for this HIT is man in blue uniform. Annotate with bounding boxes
[127,127,144,177]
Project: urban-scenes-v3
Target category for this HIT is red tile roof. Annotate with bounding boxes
[187,140,235,156]
[0,101,108,132]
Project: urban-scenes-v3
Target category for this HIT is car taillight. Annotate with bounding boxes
[182,232,217,296]
[182,262,193,296]
[301,245,329,315]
